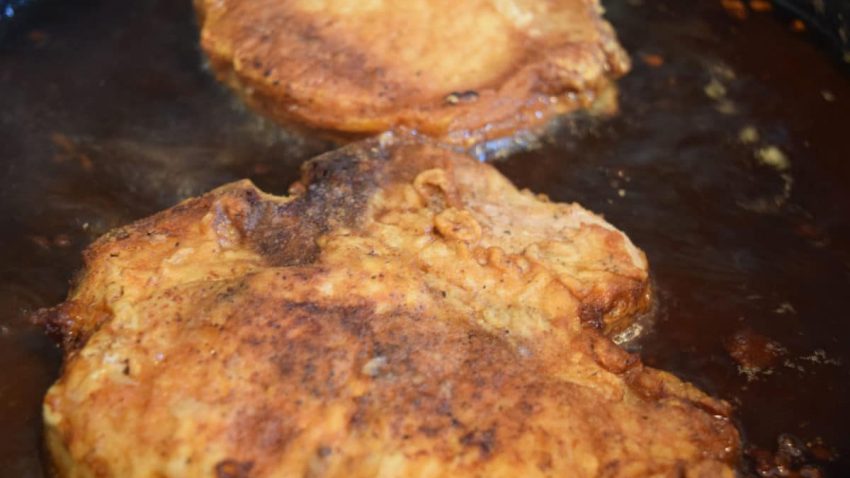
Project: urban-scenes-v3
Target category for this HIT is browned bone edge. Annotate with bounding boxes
[37,132,738,478]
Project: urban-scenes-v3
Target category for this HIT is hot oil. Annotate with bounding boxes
[0,0,848,476]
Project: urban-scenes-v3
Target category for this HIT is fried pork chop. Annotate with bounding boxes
[41,133,738,477]
[195,0,630,145]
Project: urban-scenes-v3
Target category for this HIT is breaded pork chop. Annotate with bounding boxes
[41,133,737,478]
[195,0,630,145]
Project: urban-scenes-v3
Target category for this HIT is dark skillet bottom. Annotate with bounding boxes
[0,0,849,476]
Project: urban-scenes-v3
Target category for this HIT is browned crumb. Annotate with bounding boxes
[726,328,784,371]
[640,53,665,67]
[749,0,773,12]
[721,0,748,20]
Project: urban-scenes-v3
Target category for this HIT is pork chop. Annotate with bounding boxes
[40,132,738,477]
[195,0,630,145]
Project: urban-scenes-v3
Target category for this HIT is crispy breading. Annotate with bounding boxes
[195,0,630,145]
[41,133,737,477]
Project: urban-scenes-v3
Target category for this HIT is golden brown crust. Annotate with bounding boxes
[195,0,630,145]
[42,133,737,477]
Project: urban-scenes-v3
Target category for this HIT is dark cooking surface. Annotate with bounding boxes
[1,0,849,476]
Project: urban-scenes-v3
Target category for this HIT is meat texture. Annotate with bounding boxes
[41,132,738,478]
[195,0,630,145]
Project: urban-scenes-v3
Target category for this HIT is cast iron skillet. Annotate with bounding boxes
[1,1,849,476]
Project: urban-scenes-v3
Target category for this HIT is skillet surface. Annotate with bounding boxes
[0,1,848,476]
